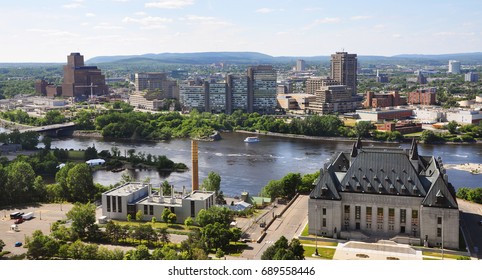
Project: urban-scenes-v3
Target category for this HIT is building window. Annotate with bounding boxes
[322,218,326,227]
[388,208,395,225]
[400,209,406,224]
[377,207,383,223]
[112,196,116,212]
[344,205,350,214]
[191,201,195,218]
[322,208,326,215]
[437,217,442,225]
[437,227,442,237]
[170,207,175,214]
[355,206,361,220]
[149,205,154,215]
[144,205,148,215]
[412,210,419,226]
[118,197,122,213]
[366,207,372,223]
[106,196,111,212]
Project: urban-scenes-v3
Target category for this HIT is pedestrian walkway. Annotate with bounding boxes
[333,240,423,260]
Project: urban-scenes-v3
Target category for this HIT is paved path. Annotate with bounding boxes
[239,195,308,260]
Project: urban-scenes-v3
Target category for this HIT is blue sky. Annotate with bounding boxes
[1,0,481,62]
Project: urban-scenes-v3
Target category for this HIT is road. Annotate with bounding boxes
[239,195,308,260]
[457,199,482,259]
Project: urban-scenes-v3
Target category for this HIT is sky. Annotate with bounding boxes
[1,0,481,62]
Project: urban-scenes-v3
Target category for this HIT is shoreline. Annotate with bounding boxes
[63,129,482,146]
[444,163,482,175]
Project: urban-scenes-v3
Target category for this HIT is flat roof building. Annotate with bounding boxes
[101,182,215,223]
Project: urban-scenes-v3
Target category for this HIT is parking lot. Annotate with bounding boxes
[0,203,74,257]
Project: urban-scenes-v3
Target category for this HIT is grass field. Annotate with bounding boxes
[300,240,338,247]
[303,246,336,259]
[112,220,195,233]
[67,150,85,160]
[422,251,466,260]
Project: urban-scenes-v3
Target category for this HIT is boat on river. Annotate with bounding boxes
[244,136,260,143]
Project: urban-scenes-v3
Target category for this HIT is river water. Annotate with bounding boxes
[49,133,482,196]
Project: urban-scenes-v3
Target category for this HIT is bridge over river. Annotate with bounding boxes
[18,122,76,137]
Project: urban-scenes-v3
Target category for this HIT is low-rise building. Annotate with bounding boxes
[407,88,437,105]
[446,109,482,124]
[375,121,422,134]
[365,91,406,108]
[356,107,413,122]
[129,93,165,111]
[101,182,215,224]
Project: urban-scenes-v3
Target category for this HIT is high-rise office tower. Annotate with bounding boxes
[296,59,306,72]
[226,74,248,114]
[247,65,277,114]
[330,52,357,95]
[448,60,461,74]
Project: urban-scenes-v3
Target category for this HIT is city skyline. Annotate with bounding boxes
[2,0,482,62]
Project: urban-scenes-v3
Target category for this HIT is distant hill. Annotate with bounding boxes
[73,51,482,66]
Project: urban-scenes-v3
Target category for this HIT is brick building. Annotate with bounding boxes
[365,91,407,108]
[407,88,436,105]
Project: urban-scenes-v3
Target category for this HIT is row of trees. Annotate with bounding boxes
[1,109,65,126]
[260,171,320,200]
[88,106,371,141]
[261,236,304,260]
[456,187,482,204]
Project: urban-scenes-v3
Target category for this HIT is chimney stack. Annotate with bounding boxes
[191,140,199,192]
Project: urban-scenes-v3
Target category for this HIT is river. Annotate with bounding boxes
[48,132,482,197]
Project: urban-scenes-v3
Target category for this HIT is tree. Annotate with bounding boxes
[161,208,172,223]
[280,172,302,199]
[161,180,171,196]
[354,121,374,137]
[260,179,283,200]
[215,248,225,259]
[84,145,98,160]
[66,163,96,203]
[66,202,96,239]
[184,216,194,228]
[261,236,304,260]
[167,213,177,224]
[202,171,221,194]
[0,239,5,252]
[447,120,458,134]
[6,160,36,203]
[135,210,144,221]
[128,245,151,260]
[157,227,170,244]
[42,136,52,150]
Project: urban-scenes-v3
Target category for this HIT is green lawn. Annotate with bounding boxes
[112,220,195,233]
[301,224,309,236]
[303,246,336,259]
[67,150,85,160]
[300,240,338,247]
[422,251,465,260]
[404,132,423,137]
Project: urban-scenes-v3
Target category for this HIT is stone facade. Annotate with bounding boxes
[308,139,459,249]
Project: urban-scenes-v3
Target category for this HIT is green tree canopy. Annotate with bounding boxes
[66,202,96,239]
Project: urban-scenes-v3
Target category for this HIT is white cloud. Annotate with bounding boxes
[145,0,194,9]
[135,12,147,16]
[392,34,402,38]
[350,15,371,21]
[255,8,274,14]
[374,24,385,29]
[303,17,341,30]
[179,15,231,26]
[63,3,82,9]
[123,16,172,29]
[27,28,79,37]
[94,23,123,30]
[85,13,96,17]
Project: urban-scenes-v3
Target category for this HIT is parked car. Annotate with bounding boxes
[14,217,24,224]
[14,242,22,247]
